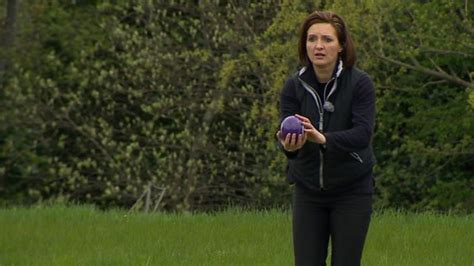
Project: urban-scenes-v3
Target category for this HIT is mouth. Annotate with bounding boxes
[314,53,325,58]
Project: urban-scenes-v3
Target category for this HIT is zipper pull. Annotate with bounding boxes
[319,113,323,131]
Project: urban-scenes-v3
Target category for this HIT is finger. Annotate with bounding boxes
[299,133,307,144]
[294,114,310,122]
[284,134,296,152]
[290,133,298,146]
[300,120,315,129]
[284,133,291,146]
[276,130,284,140]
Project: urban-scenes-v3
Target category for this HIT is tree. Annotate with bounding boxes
[331,0,474,211]
[2,0,472,212]
[0,0,19,72]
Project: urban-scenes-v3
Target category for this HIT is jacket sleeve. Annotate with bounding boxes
[324,74,375,152]
[278,76,301,159]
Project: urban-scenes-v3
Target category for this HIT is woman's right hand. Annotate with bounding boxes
[277,131,307,152]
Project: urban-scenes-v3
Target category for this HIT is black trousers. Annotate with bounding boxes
[292,184,373,266]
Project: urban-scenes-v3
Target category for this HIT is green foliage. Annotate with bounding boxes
[1,0,472,211]
[2,1,289,211]
[329,0,474,212]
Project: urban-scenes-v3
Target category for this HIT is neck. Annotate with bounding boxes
[313,61,337,83]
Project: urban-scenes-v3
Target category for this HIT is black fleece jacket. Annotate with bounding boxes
[279,63,376,194]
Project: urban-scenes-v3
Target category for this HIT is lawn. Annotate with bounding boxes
[0,205,472,265]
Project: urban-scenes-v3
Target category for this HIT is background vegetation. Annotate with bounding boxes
[0,0,473,212]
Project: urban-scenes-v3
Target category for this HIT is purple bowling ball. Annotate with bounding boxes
[279,115,304,140]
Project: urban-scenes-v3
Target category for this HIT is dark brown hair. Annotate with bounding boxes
[298,11,356,68]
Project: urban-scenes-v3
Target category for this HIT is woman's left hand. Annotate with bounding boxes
[295,114,326,144]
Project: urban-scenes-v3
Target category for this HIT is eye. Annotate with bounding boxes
[307,35,317,42]
[323,36,334,42]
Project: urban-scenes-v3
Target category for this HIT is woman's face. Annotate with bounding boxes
[306,23,342,69]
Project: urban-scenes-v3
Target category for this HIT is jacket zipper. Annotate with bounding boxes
[298,77,335,190]
[350,152,364,163]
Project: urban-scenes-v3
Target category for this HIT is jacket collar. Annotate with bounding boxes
[298,59,344,83]
[297,59,344,112]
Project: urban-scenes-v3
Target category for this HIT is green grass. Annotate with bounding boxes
[0,205,472,266]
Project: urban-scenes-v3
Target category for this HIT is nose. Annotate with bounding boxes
[315,40,324,49]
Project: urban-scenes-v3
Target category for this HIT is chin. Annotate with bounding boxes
[312,61,329,67]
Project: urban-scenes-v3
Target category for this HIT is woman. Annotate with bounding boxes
[278,11,376,266]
